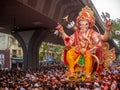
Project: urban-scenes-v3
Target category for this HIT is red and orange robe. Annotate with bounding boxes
[62,29,102,77]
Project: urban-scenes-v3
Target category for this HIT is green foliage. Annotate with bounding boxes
[39,52,45,59]
[54,45,64,59]
[39,42,49,60]
[111,19,120,47]
[39,42,64,60]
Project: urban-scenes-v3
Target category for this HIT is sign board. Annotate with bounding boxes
[0,50,10,69]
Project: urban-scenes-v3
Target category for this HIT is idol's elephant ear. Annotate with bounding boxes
[103,48,116,69]
[102,42,116,69]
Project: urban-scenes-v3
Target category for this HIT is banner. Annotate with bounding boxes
[0,50,10,69]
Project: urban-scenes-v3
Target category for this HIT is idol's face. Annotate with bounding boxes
[79,20,89,30]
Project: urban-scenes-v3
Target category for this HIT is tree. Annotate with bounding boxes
[53,45,64,60]
[39,42,49,60]
[111,18,120,48]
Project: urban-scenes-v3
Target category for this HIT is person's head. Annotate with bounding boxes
[76,6,95,29]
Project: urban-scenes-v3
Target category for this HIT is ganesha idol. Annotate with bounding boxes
[56,6,116,80]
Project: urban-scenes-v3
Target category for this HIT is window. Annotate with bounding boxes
[12,50,17,57]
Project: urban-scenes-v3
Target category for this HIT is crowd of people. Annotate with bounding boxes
[0,61,120,90]
[0,5,119,90]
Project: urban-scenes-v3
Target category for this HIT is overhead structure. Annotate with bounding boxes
[0,0,119,70]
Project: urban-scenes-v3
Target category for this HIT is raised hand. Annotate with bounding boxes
[101,12,112,31]
[106,20,113,31]
[56,23,64,33]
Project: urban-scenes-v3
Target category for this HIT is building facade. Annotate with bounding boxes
[0,33,23,69]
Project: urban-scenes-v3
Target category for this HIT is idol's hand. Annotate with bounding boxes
[89,47,97,53]
[80,48,86,55]
[56,23,64,33]
[74,46,81,54]
[106,20,113,31]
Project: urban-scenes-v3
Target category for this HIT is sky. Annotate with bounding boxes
[91,0,120,20]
